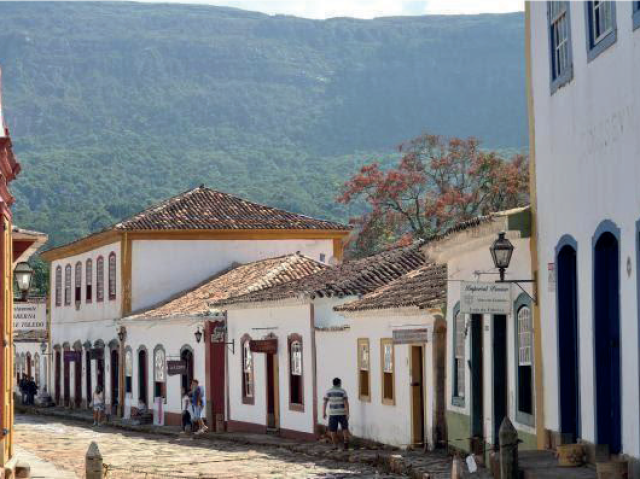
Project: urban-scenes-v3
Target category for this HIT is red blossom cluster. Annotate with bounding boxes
[339,133,529,257]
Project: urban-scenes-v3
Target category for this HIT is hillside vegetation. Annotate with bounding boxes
[0,2,526,247]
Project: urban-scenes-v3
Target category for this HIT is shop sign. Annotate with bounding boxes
[460,281,512,315]
[392,328,429,345]
[167,360,187,376]
[249,339,278,354]
[63,351,81,362]
[13,302,46,331]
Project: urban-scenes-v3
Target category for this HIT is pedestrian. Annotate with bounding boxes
[181,388,192,434]
[92,386,105,426]
[322,377,350,450]
[190,379,208,435]
[27,377,37,405]
[20,375,27,404]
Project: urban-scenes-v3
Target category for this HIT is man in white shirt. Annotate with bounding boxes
[323,377,350,450]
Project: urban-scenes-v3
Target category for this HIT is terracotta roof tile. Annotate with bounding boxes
[335,263,447,312]
[216,242,427,306]
[128,254,328,320]
[115,186,348,231]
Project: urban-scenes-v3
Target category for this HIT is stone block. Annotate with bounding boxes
[14,461,29,479]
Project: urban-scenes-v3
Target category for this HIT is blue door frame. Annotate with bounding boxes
[593,225,622,454]
[556,239,581,441]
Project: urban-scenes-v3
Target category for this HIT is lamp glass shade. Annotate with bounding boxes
[40,341,47,354]
[14,262,34,294]
[195,328,203,343]
[490,233,514,270]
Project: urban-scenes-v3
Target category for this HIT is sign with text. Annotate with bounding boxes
[13,303,46,331]
[167,360,187,376]
[249,339,278,354]
[64,351,81,362]
[460,281,512,315]
[392,328,429,345]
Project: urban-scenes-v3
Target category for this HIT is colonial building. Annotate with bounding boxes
[424,208,536,463]
[527,1,640,466]
[0,67,46,473]
[117,253,327,427]
[40,186,349,416]
[333,262,447,449]
[216,243,428,443]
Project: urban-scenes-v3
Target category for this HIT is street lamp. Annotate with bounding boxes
[194,327,203,344]
[490,232,514,281]
[117,326,126,343]
[14,262,34,301]
[40,341,47,355]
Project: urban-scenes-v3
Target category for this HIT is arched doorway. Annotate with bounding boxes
[180,347,194,396]
[85,348,92,409]
[26,353,32,380]
[110,348,119,414]
[594,229,621,454]
[138,348,148,408]
[74,345,82,408]
[63,346,71,407]
[557,241,580,441]
[54,349,61,405]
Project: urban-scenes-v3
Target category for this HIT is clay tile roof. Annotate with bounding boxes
[216,241,427,306]
[115,186,348,231]
[335,263,447,312]
[127,253,328,320]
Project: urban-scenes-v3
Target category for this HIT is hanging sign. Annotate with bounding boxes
[13,303,46,331]
[167,360,187,376]
[460,281,512,315]
[63,351,81,362]
[249,339,278,354]
[392,328,429,345]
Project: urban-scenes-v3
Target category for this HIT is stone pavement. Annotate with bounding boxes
[17,406,460,478]
[15,414,410,478]
[13,444,78,479]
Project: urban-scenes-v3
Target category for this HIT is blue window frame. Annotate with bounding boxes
[548,2,573,93]
[452,302,465,407]
[584,1,617,62]
[633,2,640,31]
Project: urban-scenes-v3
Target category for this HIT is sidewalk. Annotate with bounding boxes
[16,404,457,478]
[13,445,78,479]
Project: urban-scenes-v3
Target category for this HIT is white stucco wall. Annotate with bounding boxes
[318,309,441,448]
[131,239,334,312]
[119,317,206,419]
[529,2,640,456]
[443,236,535,446]
[226,301,316,435]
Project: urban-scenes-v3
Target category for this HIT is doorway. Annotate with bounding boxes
[492,315,507,448]
[410,346,425,447]
[594,231,621,454]
[110,349,119,413]
[54,350,61,405]
[86,353,92,409]
[63,351,70,407]
[138,349,148,408]
[557,243,580,442]
[74,354,82,408]
[180,348,194,397]
[470,314,484,455]
[26,353,32,379]
[266,353,279,431]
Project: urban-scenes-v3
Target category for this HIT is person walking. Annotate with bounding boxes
[92,386,105,426]
[181,388,192,434]
[27,377,37,405]
[323,377,350,450]
[191,379,208,435]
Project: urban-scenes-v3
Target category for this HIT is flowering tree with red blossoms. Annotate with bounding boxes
[339,133,529,257]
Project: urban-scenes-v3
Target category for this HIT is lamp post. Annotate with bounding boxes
[14,262,34,302]
[490,232,537,304]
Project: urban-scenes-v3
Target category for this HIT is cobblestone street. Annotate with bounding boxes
[14,415,406,478]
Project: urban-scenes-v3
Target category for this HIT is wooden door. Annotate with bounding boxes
[266,353,279,430]
[86,353,92,409]
[75,356,82,408]
[110,349,119,412]
[54,351,61,404]
[0,216,13,465]
[470,314,484,455]
[138,350,148,407]
[63,352,70,407]
[492,315,507,448]
[410,346,425,447]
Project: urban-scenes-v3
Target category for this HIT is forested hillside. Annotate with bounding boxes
[0,2,526,247]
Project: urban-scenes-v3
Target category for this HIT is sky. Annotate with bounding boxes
[132,0,525,19]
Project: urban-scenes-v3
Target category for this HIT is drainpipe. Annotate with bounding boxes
[525,2,546,450]
[310,302,318,437]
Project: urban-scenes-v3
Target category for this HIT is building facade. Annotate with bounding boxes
[528,0,640,464]
[40,186,349,422]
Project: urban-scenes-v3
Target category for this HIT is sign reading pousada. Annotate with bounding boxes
[13,303,46,331]
[460,281,512,315]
